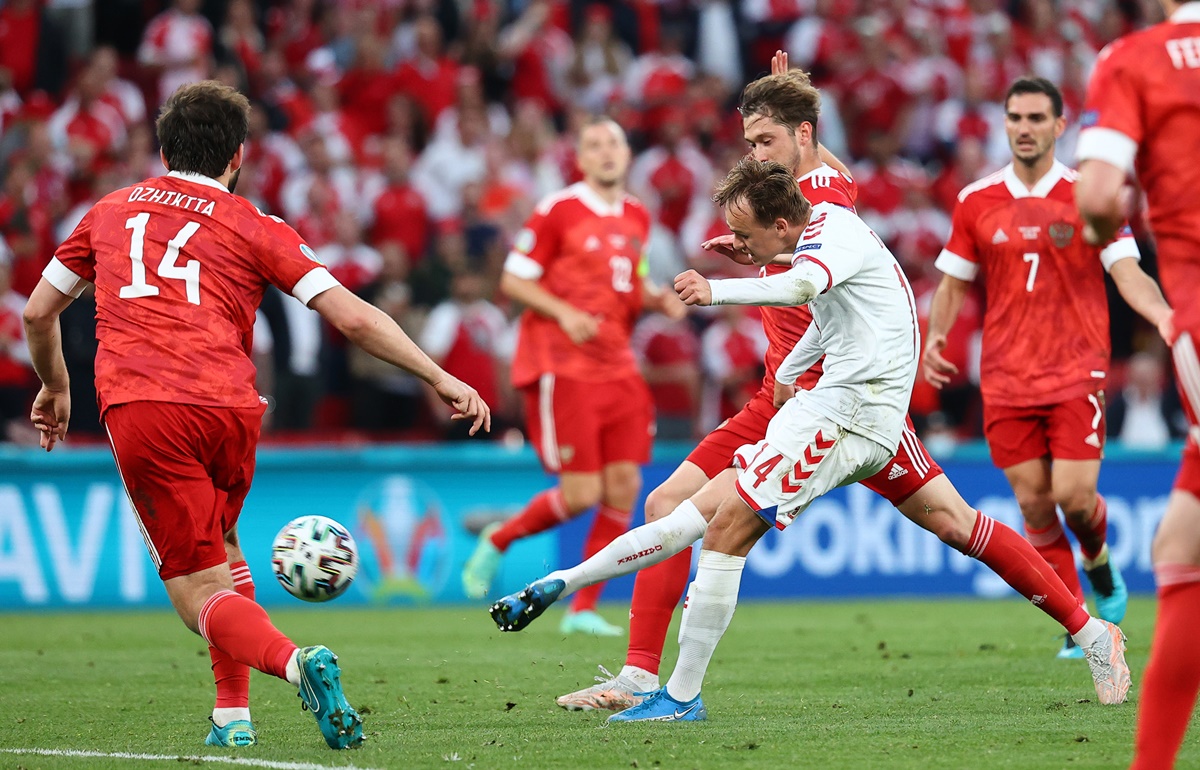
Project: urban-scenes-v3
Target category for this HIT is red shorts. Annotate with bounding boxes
[1173,330,1200,496]
[522,374,654,474]
[983,388,1106,469]
[858,416,945,506]
[686,393,776,478]
[104,400,265,581]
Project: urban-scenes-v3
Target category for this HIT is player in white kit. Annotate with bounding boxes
[493,158,919,720]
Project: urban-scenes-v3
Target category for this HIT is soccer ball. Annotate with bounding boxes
[271,515,359,602]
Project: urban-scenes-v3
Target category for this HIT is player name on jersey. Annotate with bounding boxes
[127,185,217,216]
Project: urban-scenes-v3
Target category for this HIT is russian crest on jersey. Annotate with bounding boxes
[271,515,359,602]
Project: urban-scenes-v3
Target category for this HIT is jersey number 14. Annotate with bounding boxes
[120,212,202,305]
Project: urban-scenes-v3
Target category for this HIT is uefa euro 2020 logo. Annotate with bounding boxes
[351,476,451,603]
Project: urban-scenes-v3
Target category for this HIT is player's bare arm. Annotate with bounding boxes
[23,278,77,451]
[499,270,600,344]
[923,274,969,389]
[642,278,687,320]
[1108,257,1176,344]
[1076,160,1129,246]
[310,285,491,435]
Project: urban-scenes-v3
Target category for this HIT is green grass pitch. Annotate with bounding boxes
[2,597,1194,770]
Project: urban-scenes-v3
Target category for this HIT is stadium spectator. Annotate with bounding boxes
[1106,352,1185,450]
[628,105,713,236]
[137,0,214,105]
[0,0,42,95]
[410,106,489,223]
[91,46,147,129]
[394,15,460,127]
[369,137,430,260]
[699,304,767,430]
[316,211,382,293]
[0,243,35,443]
[633,313,701,440]
[566,3,632,113]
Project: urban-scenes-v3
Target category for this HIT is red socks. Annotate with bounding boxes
[1024,518,1086,605]
[197,589,297,682]
[968,514,1090,634]
[490,489,570,552]
[209,561,255,708]
[625,546,692,675]
[1065,494,1108,562]
[570,506,632,613]
[1131,566,1200,770]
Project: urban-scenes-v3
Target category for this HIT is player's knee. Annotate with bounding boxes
[603,472,642,512]
[643,485,679,522]
[1014,490,1055,526]
[1053,486,1096,520]
[561,482,603,515]
[929,515,972,551]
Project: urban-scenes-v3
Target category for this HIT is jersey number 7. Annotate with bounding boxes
[120,212,203,305]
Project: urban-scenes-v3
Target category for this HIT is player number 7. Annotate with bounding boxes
[1022,251,1039,293]
[120,212,203,305]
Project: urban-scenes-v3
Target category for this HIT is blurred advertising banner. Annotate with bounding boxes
[0,443,1179,610]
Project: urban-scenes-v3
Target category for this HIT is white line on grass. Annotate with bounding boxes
[0,748,382,770]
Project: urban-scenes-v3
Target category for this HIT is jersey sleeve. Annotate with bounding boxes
[1076,41,1142,174]
[252,215,340,306]
[934,196,980,281]
[1099,223,1141,271]
[44,206,97,298]
[503,203,562,280]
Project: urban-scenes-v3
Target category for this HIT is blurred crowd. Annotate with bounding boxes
[0,0,1189,448]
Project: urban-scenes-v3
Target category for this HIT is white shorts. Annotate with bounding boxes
[731,400,893,530]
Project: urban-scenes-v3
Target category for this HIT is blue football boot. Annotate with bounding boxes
[1085,547,1128,624]
[490,578,565,632]
[1057,634,1085,659]
[204,718,256,747]
[296,646,364,749]
[606,687,707,724]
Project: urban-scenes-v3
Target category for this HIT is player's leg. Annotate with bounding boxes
[1132,332,1200,768]
[463,375,603,599]
[564,377,654,633]
[1047,391,1126,622]
[105,402,363,749]
[613,406,893,722]
[490,469,729,631]
[205,524,256,746]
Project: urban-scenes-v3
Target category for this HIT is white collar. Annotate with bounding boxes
[1002,160,1067,199]
[796,163,834,183]
[1173,3,1200,22]
[166,170,230,193]
[572,181,625,217]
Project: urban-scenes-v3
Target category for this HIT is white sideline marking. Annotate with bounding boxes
[0,748,381,770]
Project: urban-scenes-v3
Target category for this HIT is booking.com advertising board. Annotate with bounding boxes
[0,442,1181,611]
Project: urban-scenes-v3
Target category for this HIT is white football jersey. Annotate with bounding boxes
[709,203,919,453]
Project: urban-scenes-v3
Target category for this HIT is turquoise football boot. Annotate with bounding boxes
[296,646,364,749]
[1085,546,1128,624]
[204,718,256,747]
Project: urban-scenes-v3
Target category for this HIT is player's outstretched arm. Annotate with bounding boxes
[1108,258,1176,345]
[774,324,823,407]
[310,286,491,435]
[676,260,829,308]
[1076,160,1129,247]
[499,271,600,344]
[23,278,77,451]
[923,274,969,389]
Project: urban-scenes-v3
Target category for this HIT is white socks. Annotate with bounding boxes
[545,500,708,597]
[285,649,301,687]
[1071,616,1107,648]
[212,707,251,727]
[665,550,746,702]
[618,665,660,692]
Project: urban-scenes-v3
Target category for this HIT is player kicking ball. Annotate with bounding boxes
[23,82,490,748]
[490,159,1131,720]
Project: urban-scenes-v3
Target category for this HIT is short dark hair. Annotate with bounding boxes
[1004,76,1064,117]
[156,81,251,178]
[712,158,811,227]
[738,70,821,138]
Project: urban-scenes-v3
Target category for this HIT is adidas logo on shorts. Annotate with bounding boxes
[887,464,907,480]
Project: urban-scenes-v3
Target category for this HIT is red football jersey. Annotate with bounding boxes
[756,164,859,399]
[44,171,339,415]
[935,161,1139,408]
[1077,4,1200,333]
[505,182,651,387]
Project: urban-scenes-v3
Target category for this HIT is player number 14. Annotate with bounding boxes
[120,212,202,305]
[1022,251,1039,293]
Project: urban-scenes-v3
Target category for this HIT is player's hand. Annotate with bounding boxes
[1158,309,1178,347]
[773,379,796,408]
[771,50,789,75]
[674,270,713,306]
[557,307,601,344]
[701,234,754,266]
[433,375,492,436]
[30,385,70,452]
[651,287,688,320]
[921,334,958,389]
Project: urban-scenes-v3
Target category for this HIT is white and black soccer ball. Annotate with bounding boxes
[271,515,359,602]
